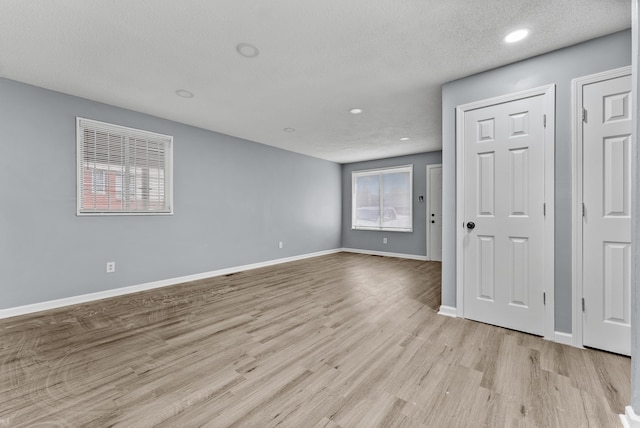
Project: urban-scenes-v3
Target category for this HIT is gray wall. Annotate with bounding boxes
[631,0,639,414]
[0,78,342,310]
[441,30,632,333]
[342,152,442,257]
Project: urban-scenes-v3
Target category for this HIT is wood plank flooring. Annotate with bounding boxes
[0,252,630,427]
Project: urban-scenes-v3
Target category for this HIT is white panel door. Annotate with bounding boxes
[463,95,547,335]
[582,74,632,355]
[428,165,442,261]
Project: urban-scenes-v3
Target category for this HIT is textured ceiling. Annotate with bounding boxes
[0,0,631,163]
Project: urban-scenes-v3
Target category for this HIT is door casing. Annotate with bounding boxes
[455,85,556,341]
[571,66,632,350]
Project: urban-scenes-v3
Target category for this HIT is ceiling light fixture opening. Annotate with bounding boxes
[400,137,410,141]
[236,43,260,58]
[349,108,363,114]
[175,89,194,98]
[283,128,295,133]
[504,29,529,43]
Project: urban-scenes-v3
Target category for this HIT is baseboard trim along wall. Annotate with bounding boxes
[341,248,429,261]
[0,249,342,320]
[621,406,640,428]
[438,305,457,318]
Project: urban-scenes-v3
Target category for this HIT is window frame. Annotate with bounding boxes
[351,164,413,232]
[76,117,174,216]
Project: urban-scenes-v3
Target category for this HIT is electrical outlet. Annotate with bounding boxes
[383,237,388,244]
[106,262,115,273]
[278,241,283,249]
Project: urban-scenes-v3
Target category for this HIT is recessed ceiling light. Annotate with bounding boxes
[349,108,363,114]
[175,89,194,98]
[236,43,260,58]
[504,29,529,43]
[400,137,410,141]
[283,128,295,133]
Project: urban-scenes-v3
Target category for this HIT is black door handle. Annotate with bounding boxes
[466,222,475,230]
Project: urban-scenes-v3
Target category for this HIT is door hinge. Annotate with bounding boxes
[582,203,585,217]
[582,298,585,312]
[543,292,546,305]
[543,203,546,216]
[582,108,587,123]
[543,114,547,128]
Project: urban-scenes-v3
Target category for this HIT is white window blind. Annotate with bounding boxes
[352,165,413,232]
[77,117,173,215]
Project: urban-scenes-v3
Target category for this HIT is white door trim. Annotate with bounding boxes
[571,66,631,349]
[426,163,442,261]
[455,84,556,340]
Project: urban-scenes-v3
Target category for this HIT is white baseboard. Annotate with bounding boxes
[0,249,341,320]
[621,406,640,428]
[341,248,428,261]
[438,305,457,318]
[553,331,574,346]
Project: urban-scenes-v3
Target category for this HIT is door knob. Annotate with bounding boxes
[466,222,475,230]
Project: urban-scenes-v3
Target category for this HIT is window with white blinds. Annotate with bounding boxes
[77,117,173,215]
[352,165,413,232]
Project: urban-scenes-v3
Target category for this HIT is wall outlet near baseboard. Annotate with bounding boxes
[278,241,283,249]
[106,262,115,273]
[383,237,388,244]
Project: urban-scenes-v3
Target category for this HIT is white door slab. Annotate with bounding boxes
[460,92,551,336]
[582,73,632,356]
[428,164,442,261]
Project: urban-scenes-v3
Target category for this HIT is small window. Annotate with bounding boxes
[352,165,413,232]
[114,174,136,200]
[91,169,106,194]
[77,118,173,215]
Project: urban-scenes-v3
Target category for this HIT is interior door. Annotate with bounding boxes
[428,165,442,261]
[582,74,632,356]
[462,94,547,336]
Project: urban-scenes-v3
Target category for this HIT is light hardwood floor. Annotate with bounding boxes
[0,252,630,427]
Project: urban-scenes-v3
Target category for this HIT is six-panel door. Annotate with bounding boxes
[463,95,546,336]
[582,74,632,356]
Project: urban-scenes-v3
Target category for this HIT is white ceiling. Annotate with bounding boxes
[0,1,631,164]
